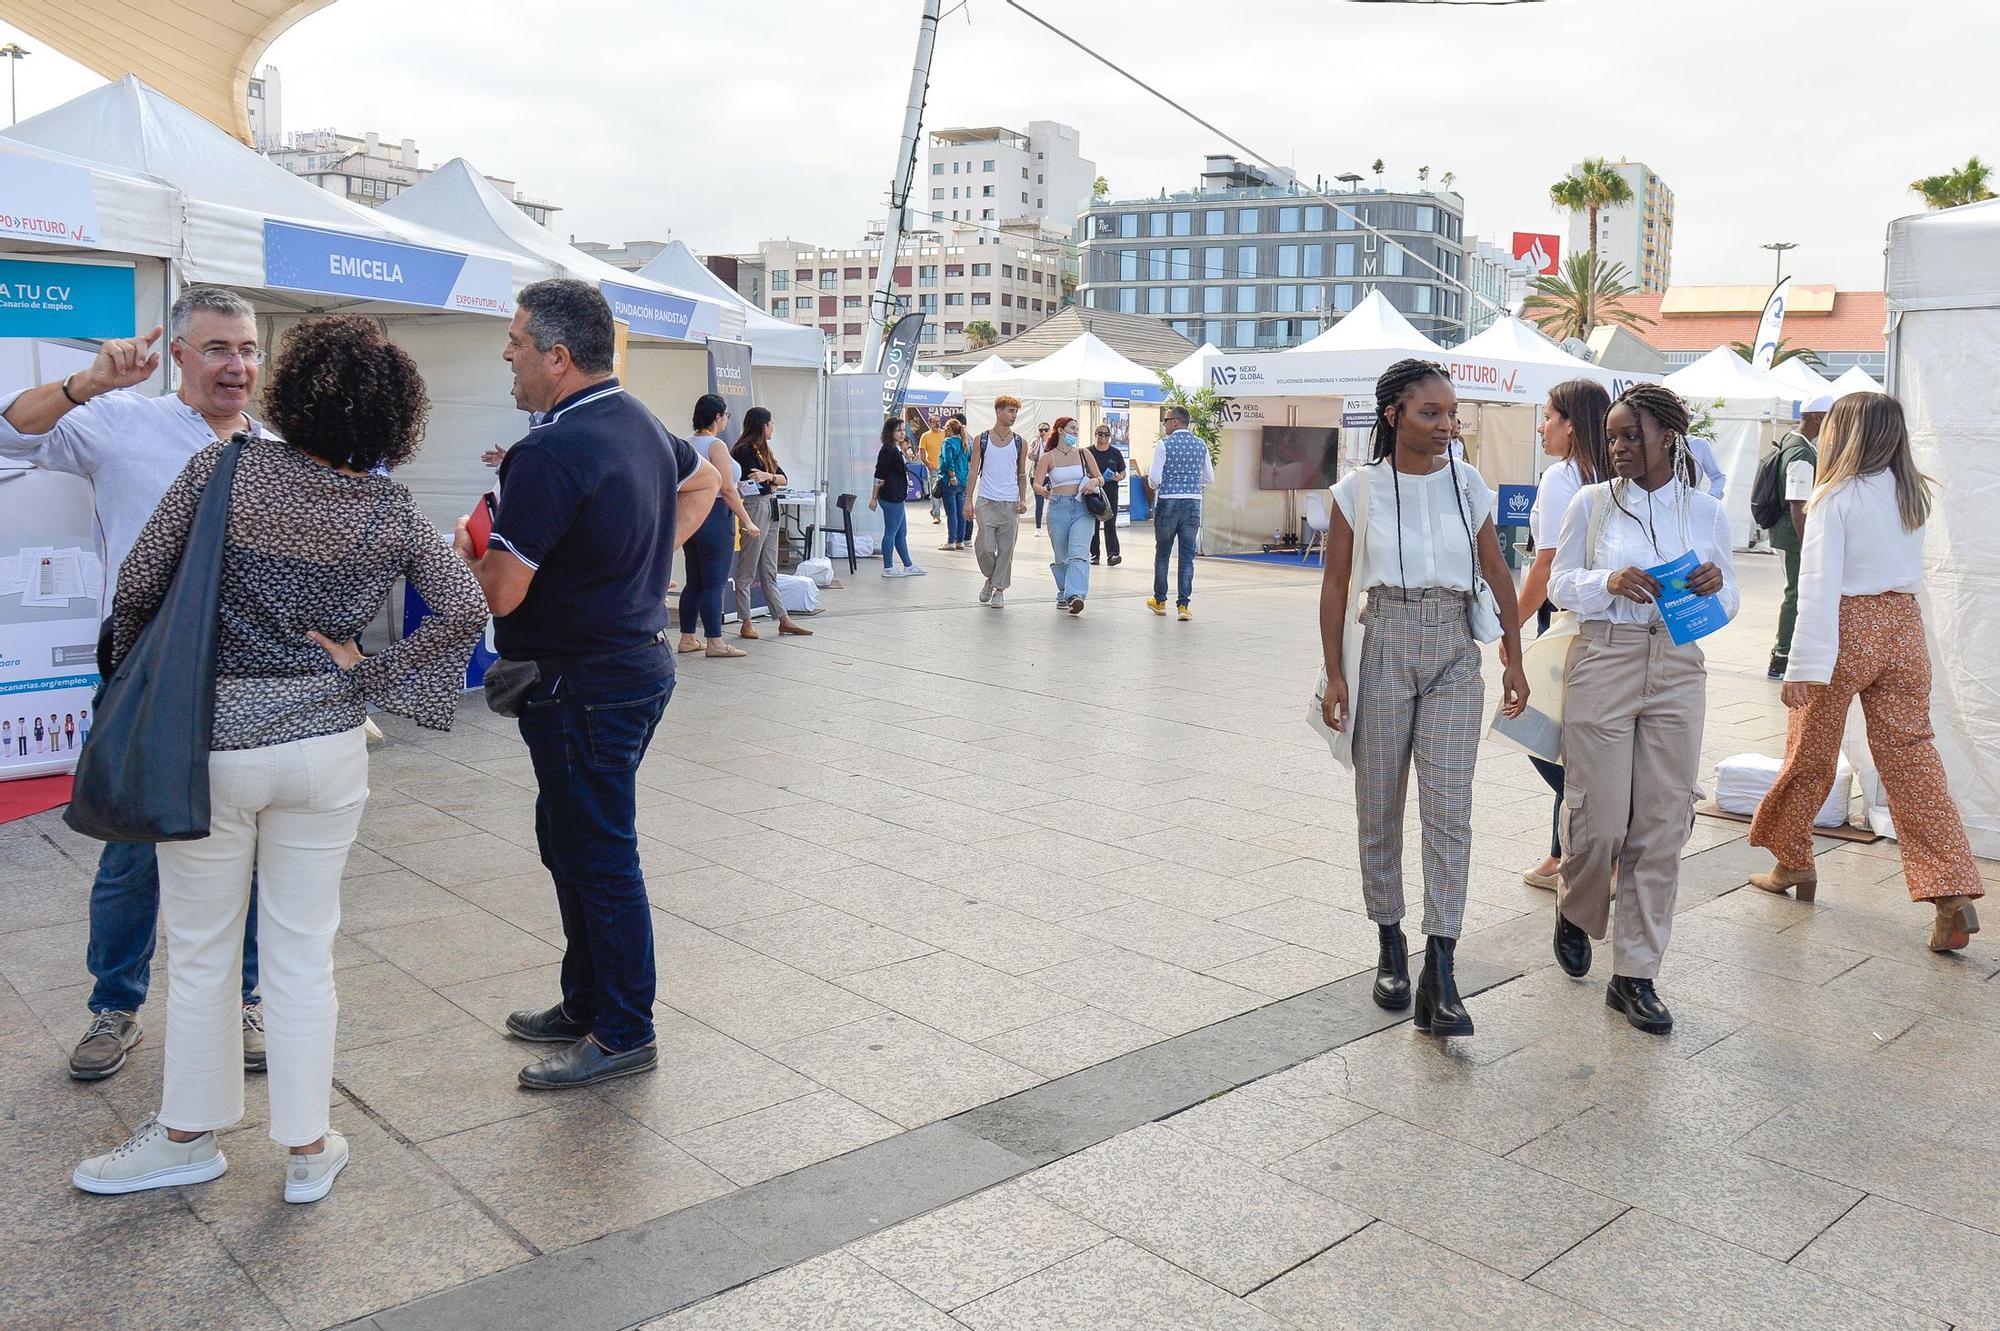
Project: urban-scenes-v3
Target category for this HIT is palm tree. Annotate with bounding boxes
[1522,252,1652,341]
[1729,337,1823,367]
[1440,171,1456,191]
[1909,156,1995,210]
[964,320,998,350]
[1417,165,1430,183]
[1548,158,1634,263]
[1371,158,1384,184]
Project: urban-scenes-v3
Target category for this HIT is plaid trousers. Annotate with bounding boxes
[1352,587,1484,938]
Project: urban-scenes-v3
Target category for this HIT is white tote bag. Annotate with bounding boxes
[1308,466,1370,770]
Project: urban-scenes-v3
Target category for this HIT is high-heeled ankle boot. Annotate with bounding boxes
[1372,923,1411,1011]
[1413,935,1474,1038]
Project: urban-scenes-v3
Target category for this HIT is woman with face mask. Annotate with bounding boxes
[1549,384,1738,1035]
[1032,416,1104,615]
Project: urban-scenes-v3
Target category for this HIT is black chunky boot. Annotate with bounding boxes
[1606,975,1673,1034]
[1412,935,1474,1038]
[1371,923,1411,1011]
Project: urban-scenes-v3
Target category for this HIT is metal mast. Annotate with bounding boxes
[862,0,940,371]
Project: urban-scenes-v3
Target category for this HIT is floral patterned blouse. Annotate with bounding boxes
[110,437,488,750]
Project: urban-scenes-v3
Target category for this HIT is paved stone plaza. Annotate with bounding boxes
[3,541,1997,1330]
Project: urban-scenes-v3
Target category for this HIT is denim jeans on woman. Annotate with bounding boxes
[678,502,734,639]
[1046,493,1094,602]
[879,499,912,568]
[517,640,674,1053]
[942,484,968,544]
[1153,497,1201,607]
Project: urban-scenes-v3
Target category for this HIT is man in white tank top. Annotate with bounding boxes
[965,395,1030,607]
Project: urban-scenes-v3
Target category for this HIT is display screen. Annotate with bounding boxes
[1258,426,1340,490]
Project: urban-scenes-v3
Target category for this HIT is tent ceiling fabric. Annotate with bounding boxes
[0,0,332,142]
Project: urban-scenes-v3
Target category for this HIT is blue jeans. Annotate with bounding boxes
[90,841,259,1013]
[517,641,673,1053]
[1046,493,1094,602]
[1153,497,1201,607]
[879,500,911,568]
[942,485,968,543]
[677,503,734,640]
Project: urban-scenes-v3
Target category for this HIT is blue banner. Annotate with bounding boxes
[263,221,513,314]
[1497,483,1537,528]
[1103,379,1168,404]
[0,258,134,339]
[602,280,700,342]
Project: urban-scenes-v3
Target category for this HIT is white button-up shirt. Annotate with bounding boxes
[1551,477,1741,627]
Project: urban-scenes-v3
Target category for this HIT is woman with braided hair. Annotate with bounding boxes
[1549,382,1739,1034]
[1321,358,1529,1038]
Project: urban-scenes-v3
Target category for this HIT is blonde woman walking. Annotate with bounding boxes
[1748,392,1982,952]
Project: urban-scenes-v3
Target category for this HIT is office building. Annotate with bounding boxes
[923,122,1094,235]
[1621,284,1886,379]
[1077,156,1467,350]
[754,223,1067,366]
[1463,236,1537,335]
[246,66,282,150]
[1566,158,1673,293]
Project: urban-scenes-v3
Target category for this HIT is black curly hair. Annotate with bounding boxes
[263,316,429,473]
[1370,358,1452,462]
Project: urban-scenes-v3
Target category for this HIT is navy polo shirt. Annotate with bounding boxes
[490,378,702,660]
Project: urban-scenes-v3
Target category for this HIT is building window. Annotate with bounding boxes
[946,292,965,305]
[981,184,994,197]
[1203,286,1226,314]
[1334,244,1356,277]
[982,209,994,220]
[1300,319,1321,340]
[771,271,790,291]
[1305,205,1325,230]
[820,269,837,286]
[1021,192,1029,204]
[932,187,944,201]
[1002,264,1013,279]
[972,263,992,276]
[1204,209,1226,236]
[1382,246,1404,277]
[1148,249,1167,280]
[1238,208,1258,233]
[771,299,789,314]
[1413,285,1434,314]
[1333,283,1355,311]
[982,159,995,172]
[1276,285,1299,313]
[844,296,863,309]
[972,292,991,305]
[919,294,939,312]
[1001,322,1013,335]
[919,264,939,285]
[1142,212,1163,238]
[946,321,964,333]
[1172,211,1193,236]
[1278,245,1300,277]
[946,264,964,277]
[1120,213,1139,238]
[1302,284,1324,312]
[1118,250,1138,282]
[1303,245,1325,278]
[1336,208,1357,231]
[920,325,938,343]
[1416,205,1436,232]
[1237,247,1258,278]
[844,267,862,280]
[1236,285,1258,314]
[1146,287,1167,315]
[1278,206,1301,233]
[1172,319,1194,340]
[1169,287,1191,314]
[952,161,960,173]
[932,162,944,175]
[843,323,861,335]
[1119,287,1138,313]
[1022,166,1030,178]
[1001,293,1012,306]
[1234,319,1257,347]
[1205,320,1224,347]
[1170,248,1192,279]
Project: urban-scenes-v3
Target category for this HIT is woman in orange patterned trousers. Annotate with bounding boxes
[1747,393,1982,952]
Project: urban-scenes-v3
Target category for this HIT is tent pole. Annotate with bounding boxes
[861,0,940,372]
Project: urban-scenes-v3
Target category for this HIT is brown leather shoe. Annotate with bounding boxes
[738,625,761,640]
[1930,896,1982,953]
[1747,864,1817,902]
[779,621,814,636]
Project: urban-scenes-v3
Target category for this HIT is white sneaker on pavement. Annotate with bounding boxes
[990,590,1006,609]
[882,567,905,578]
[284,1128,350,1204]
[904,565,927,577]
[73,1116,226,1195]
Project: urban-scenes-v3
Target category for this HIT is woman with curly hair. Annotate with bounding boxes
[1549,382,1738,1035]
[71,315,487,1206]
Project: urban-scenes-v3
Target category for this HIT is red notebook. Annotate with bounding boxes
[466,491,497,558]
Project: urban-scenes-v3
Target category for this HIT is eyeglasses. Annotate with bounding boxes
[176,337,265,366]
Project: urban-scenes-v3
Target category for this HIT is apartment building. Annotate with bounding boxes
[1566,158,1674,292]
[1463,236,1538,335]
[922,121,1094,235]
[1077,156,1469,350]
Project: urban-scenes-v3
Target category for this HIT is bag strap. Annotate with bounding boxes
[1584,481,1610,569]
[1343,465,1371,625]
[1448,458,1486,593]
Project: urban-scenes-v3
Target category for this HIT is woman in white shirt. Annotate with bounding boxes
[1513,379,1612,892]
[1550,384,1738,1035]
[1320,359,1529,1038]
[1747,393,1982,952]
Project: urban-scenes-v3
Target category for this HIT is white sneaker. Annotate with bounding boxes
[882,567,905,579]
[284,1128,350,1204]
[979,585,993,604]
[990,591,1006,609]
[904,566,927,577]
[73,1116,226,1195]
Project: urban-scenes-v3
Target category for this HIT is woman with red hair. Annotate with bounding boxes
[1031,416,1106,614]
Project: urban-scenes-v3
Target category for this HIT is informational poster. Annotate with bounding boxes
[705,339,755,445]
[0,256,135,781]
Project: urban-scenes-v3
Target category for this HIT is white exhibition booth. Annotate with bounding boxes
[961,332,1167,442]
[1874,197,2000,857]
[1661,347,1809,548]
[1198,298,1642,553]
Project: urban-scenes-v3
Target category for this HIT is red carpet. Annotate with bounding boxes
[0,775,73,826]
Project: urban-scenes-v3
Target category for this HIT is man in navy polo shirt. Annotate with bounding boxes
[454,279,719,1090]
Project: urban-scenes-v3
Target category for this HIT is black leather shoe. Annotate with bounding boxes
[1554,914,1592,978]
[1412,936,1474,1038]
[1606,976,1673,1034]
[1371,924,1411,1011]
[1767,654,1787,681]
[519,1037,658,1089]
[505,1004,592,1044]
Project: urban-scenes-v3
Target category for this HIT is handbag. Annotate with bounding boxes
[1083,482,1110,520]
[65,434,246,842]
[1449,459,1503,643]
[1488,484,1609,763]
[483,657,542,717]
[1307,466,1370,770]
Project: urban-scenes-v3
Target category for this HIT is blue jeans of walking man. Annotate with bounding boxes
[517,641,674,1053]
[90,841,259,1012]
[1153,497,1201,608]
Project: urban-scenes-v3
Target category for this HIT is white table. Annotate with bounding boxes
[776,491,825,561]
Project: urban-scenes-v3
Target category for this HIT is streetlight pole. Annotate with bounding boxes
[0,43,27,126]
[1761,241,1796,286]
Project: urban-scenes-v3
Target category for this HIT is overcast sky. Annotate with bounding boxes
[3,0,1991,288]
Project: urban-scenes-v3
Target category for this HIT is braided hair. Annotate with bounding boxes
[1610,382,1698,556]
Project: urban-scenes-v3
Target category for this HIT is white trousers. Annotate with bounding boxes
[158,727,368,1147]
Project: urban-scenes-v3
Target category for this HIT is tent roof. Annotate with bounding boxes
[1662,346,1806,406]
[1768,357,1837,397]
[1289,291,1440,354]
[1831,365,1884,398]
[1007,331,1153,387]
[956,354,1016,384]
[952,305,1192,372]
[385,161,740,342]
[1887,196,2000,311]
[635,240,821,368]
[5,77,541,304]
[1169,341,1220,389]
[0,134,181,259]
[1453,316,1597,371]
[0,0,330,143]
[907,368,955,391]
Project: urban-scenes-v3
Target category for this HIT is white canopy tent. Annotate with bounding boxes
[965,333,1160,436]
[903,367,962,408]
[1663,347,1807,547]
[1769,356,1837,399]
[1168,341,1220,390]
[1873,197,2000,856]
[1831,364,1884,398]
[6,78,548,534]
[1288,291,1442,356]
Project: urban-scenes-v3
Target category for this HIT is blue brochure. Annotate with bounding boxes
[1647,549,1726,645]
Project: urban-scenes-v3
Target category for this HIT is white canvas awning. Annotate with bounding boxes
[1168,341,1219,390]
[988,332,1158,401]
[1288,291,1442,355]
[1663,347,1808,416]
[635,240,819,367]
[1830,365,1884,398]
[1769,356,1837,399]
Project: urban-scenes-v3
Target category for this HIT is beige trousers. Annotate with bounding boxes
[1558,621,1706,980]
[974,499,1020,592]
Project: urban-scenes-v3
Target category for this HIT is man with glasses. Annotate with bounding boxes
[1,286,270,1083]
